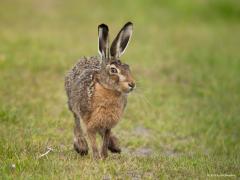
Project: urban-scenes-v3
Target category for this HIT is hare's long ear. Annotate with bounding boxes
[98,24,109,60]
[110,22,133,58]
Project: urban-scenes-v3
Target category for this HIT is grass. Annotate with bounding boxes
[0,0,240,179]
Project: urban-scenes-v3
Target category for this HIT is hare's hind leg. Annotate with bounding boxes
[108,134,121,153]
[99,131,121,153]
[73,113,89,156]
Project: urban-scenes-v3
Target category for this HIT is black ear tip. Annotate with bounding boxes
[98,23,109,31]
[125,22,133,27]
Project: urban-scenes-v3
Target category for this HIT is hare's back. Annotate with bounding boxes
[65,56,101,97]
[68,56,100,81]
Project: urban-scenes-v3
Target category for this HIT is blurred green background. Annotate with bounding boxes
[0,0,240,179]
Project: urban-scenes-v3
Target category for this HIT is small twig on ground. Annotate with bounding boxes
[38,147,53,159]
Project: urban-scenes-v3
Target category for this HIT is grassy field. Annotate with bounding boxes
[0,0,240,179]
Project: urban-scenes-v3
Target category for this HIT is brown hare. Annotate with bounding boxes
[65,22,135,159]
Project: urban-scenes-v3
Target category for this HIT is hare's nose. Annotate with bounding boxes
[128,82,135,89]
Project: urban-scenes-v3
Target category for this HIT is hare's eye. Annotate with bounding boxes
[110,67,118,74]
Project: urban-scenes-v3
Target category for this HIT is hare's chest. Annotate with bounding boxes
[89,83,125,129]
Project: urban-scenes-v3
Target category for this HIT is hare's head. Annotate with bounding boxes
[97,22,136,94]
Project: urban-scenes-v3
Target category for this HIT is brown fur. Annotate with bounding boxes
[64,22,135,159]
[87,82,126,130]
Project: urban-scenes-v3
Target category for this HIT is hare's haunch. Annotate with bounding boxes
[65,22,135,159]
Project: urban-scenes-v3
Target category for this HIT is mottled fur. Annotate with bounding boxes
[64,22,135,159]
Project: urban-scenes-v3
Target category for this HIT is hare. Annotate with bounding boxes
[64,22,135,159]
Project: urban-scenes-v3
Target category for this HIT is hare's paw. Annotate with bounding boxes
[91,149,100,160]
[108,135,121,153]
[74,137,89,156]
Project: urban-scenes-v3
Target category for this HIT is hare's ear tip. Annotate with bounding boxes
[125,22,133,27]
[98,23,109,30]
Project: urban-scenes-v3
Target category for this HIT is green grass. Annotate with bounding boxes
[0,0,240,179]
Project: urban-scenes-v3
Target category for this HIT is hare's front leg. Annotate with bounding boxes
[87,129,100,160]
[99,131,121,153]
[73,113,88,156]
[101,129,111,159]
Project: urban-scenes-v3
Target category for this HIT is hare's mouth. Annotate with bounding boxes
[128,82,135,91]
[120,81,136,93]
[124,86,135,93]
